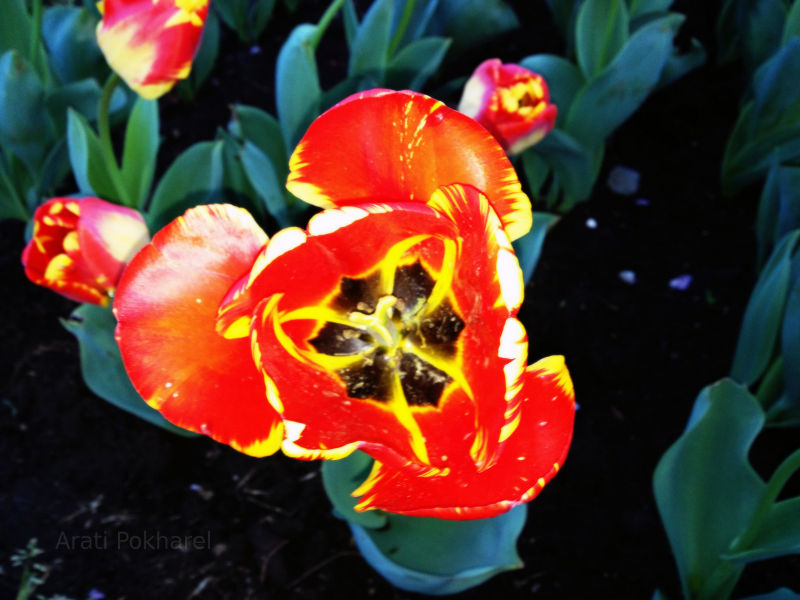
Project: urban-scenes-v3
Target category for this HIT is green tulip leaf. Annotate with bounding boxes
[0,51,55,172]
[780,271,800,415]
[390,0,440,50]
[430,0,518,62]
[66,108,118,200]
[179,9,220,98]
[343,0,359,47]
[349,0,393,80]
[216,132,259,215]
[657,37,706,89]
[45,78,102,131]
[385,36,451,91]
[246,0,278,42]
[751,39,800,138]
[148,140,224,231]
[519,54,584,123]
[239,141,291,227]
[61,303,197,437]
[731,230,800,385]
[740,590,800,600]
[783,0,800,46]
[321,450,388,530]
[0,0,34,60]
[276,23,322,151]
[529,128,597,209]
[349,505,526,595]
[745,0,786,70]
[0,158,29,220]
[628,0,673,18]
[720,40,800,193]
[654,379,765,600]
[229,104,288,183]
[513,212,559,284]
[323,452,525,595]
[565,13,682,150]
[36,138,70,199]
[215,0,275,43]
[41,5,105,85]
[121,97,160,210]
[717,0,785,69]
[521,148,550,198]
[757,164,800,264]
[575,0,629,80]
[724,497,800,563]
[546,0,579,39]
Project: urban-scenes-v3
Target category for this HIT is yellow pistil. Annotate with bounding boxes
[498,80,547,118]
[348,296,399,349]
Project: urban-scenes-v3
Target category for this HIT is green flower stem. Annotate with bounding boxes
[755,356,784,411]
[311,0,347,50]
[98,72,133,207]
[388,0,417,57]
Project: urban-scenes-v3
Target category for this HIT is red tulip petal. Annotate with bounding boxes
[114,204,282,456]
[287,90,532,240]
[351,355,575,519]
[77,197,149,284]
[425,184,525,471]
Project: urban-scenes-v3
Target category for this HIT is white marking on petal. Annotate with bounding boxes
[248,228,307,285]
[283,419,306,442]
[308,206,369,236]
[496,248,524,311]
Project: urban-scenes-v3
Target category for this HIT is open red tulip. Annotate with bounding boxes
[114,90,574,518]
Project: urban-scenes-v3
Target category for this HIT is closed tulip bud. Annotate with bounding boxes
[96,0,210,99]
[459,59,557,155]
[22,197,149,306]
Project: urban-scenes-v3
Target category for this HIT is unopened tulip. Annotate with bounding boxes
[459,59,557,155]
[96,0,210,99]
[22,197,149,306]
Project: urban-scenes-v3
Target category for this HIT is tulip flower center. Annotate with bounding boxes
[498,80,547,118]
[309,261,465,408]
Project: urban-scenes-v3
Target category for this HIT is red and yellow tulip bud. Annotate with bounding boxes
[458,59,557,155]
[22,197,149,306]
[96,0,209,99]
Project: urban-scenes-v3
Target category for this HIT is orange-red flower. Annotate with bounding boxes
[458,59,557,155]
[114,91,574,518]
[114,204,284,457]
[22,197,149,306]
[96,0,209,99]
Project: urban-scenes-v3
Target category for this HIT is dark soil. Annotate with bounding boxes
[2,1,799,599]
